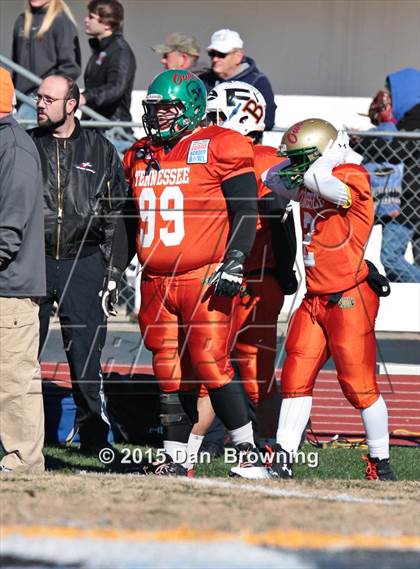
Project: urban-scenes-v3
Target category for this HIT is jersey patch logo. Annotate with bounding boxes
[75,162,95,174]
[338,296,355,309]
[187,139,210,164]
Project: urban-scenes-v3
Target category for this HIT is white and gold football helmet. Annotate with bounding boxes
[277,118,338,188]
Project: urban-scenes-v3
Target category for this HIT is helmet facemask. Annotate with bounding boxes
[206,108,228,128]
[142,70,207,145]
[276,118,338,189]
[142,98,191,144]
[276,145,321,189]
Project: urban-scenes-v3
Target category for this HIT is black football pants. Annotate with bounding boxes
[39,251,110,447]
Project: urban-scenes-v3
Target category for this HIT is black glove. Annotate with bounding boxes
[276,269,298,295]
[207,250,245,297]
[100,266,123,317]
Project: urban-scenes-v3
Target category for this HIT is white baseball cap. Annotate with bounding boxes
[207,29,244,54]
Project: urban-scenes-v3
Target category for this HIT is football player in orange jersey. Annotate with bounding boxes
[183,82,298,468]
[101,69,270,479]
[262,118,396,481]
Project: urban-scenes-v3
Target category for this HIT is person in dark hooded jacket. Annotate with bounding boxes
[200,29,276,132]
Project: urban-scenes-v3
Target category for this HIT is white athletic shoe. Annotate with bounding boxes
[229,443,271,480]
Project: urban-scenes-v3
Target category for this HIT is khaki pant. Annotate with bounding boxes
[0,297,45,473]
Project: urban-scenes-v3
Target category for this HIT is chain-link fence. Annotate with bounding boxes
[350,130,420,283]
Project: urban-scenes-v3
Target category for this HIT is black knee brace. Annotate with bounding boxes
[159,393,191,443]
[178,390,199,425]
[208,380,249,431]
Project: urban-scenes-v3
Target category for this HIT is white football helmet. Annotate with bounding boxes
[206,81,266,135]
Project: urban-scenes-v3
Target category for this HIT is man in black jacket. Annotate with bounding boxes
[80,0,136,127]
[30,74,127,454]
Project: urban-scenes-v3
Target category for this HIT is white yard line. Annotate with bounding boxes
[182,477,398,505]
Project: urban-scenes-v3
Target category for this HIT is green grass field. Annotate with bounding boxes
[42,443,420,480]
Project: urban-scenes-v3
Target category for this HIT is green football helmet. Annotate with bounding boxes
[277,118,338,188]
[142,69,207,143]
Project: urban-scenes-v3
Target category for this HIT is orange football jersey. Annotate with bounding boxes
[123,126,255,275]
[299,163,373,294]
[245,145,287,273]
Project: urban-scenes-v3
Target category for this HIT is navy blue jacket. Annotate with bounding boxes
[200,56,277,130]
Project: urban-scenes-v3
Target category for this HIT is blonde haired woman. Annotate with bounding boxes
[12,0,81,118]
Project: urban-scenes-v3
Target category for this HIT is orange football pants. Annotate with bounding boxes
[232,274,284,403]
[198,274,284,403]
[281,280,380,409]
[139,265,238,393]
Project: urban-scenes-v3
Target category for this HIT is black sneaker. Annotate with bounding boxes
[229,443,270,480]
[150,453,188,477]
[200,440,224,458]
[267,443,294,479]
[363,455,397,481]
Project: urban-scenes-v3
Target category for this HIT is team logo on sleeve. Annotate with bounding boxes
[187,139,210,164]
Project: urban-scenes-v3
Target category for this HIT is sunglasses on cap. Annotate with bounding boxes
[208,50,231,59]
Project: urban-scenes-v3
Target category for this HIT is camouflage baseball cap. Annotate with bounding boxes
[152,33,200,57]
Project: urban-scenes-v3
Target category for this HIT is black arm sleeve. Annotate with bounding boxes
[109,195,138,272]
[261,191,297,280]
[221,171,258,257]
[270,211,297,279]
